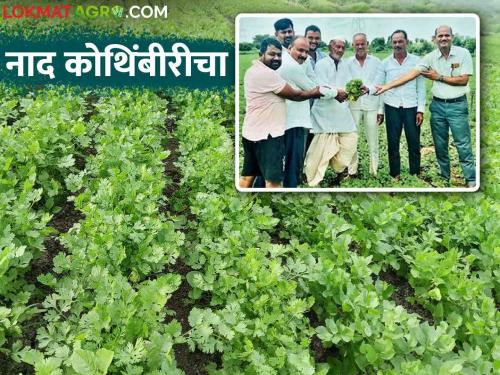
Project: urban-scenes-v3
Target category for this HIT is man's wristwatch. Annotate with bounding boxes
[438,75,444,82]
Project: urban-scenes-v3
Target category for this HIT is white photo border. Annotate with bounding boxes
[234,13,481,193]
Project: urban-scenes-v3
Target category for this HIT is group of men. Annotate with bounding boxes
[239,18,476,189]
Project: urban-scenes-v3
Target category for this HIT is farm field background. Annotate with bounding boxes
[0,0,499,374]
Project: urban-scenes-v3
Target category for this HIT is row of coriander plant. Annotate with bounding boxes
[14,90,185,375]
[1,87,91,358]
[172,90,323,374]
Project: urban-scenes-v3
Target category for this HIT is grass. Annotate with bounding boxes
[481,35,500,65]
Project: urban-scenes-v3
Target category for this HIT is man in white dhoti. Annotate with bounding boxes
[304,37,359,187]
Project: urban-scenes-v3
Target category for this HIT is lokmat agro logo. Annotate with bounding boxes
[0,4,168,19]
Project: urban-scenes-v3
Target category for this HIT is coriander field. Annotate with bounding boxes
[0,1,499,374]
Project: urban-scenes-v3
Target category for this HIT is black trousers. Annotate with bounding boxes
[284,127,306,188]
[384,105,421,177]
[305,129,315,155]
[253,128,308,188]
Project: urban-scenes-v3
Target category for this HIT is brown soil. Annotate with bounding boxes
[269,223,290,246]
[161,114,182,215]
[6,102,22,126]
[83,92,99,122]
[164,259,222,375]
[165,259,195,333]
[74,154,86,170]
[0,352,34,375]
[160,97,196,217]
[306,310,340,363]
[27,201,83,288]
[492,289,500,311]
[74,93,99,171]
[48,200,84,234]
[379,270,434,323]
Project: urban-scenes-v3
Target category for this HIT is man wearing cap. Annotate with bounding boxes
[376,25,476,187]
[304,37,359,186]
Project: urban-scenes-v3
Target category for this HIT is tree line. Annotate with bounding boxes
[240,33,476,55]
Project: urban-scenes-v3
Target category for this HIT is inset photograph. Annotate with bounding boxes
[235,14,480,192]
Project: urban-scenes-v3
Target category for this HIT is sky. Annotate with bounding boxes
[238,15,477,43]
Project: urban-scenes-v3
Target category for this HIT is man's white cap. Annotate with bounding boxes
[330,35,347,43]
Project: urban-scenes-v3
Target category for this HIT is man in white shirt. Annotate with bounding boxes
[347,33,383,177]
[375,29,425,179]
[376,26,475,187]
[278,36,337,187]
[304,37,359,187]
[240,38,322,189]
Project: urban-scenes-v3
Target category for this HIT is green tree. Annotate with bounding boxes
[408,39,434,55]
[239,42,254,52]
[453,33,466,47]
[464,38,476,54]
[252,34,273,47]
[370,37,387,52]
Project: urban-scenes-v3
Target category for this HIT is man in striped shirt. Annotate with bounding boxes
[375,29,426,179]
